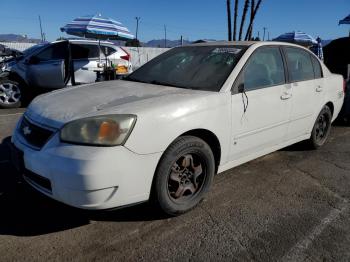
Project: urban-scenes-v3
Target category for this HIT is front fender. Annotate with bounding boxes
[124,92,232,164]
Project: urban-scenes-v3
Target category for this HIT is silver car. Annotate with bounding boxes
[0,39,132,108]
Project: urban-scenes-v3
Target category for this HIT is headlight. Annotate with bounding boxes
[60,114,136,146]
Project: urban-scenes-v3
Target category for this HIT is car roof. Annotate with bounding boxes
[189,41,308,49]
[52,39,116,46]
[190,41,256,47]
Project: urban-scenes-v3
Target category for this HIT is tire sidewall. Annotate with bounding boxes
[153,136,215,215]
[0,79,21,109]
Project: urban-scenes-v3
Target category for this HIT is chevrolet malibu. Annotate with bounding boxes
[11,42,344,215]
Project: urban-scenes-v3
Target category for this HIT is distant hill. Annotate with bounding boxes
[0,34,41,43]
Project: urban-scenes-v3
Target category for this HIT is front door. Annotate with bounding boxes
[26,41,69,89]
[230,46,291,160]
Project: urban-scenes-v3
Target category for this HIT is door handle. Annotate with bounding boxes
[316,86,323,92]
[280,93,292,100]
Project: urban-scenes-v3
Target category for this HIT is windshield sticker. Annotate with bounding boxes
[212,47,242,55]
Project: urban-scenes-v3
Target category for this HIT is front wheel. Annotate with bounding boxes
[308,105,332,149]
[152,136,215,216]
[0,79,22,109]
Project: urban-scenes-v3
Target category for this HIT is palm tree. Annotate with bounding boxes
[238,0,250,41]
[227,0,232,41]
[245,0,263,40]
[248,0,255,40]
[233,0,239,40]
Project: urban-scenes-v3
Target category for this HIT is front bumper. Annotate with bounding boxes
[12,129,162,210]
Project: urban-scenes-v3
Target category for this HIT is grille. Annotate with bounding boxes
[19,117,55,149]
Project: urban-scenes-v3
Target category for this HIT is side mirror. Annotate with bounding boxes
[28,56,40,64]
[238,83,245,93]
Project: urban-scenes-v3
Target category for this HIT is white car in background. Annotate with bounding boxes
[11,41,344,215]
[0,39,132,108]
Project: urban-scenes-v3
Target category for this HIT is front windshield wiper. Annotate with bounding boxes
[125,77,188,89]
[150,80,197,90]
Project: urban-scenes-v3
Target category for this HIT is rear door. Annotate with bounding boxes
[283,47,324,140]
[26,41,68,89]
[71,43,100,84]
[230,46,291,160]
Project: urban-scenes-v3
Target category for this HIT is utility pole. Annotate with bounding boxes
[180,35,183,46]
[135,17,141,41]
[263,27,267,41]
[268,31,270,41]
[38,15,44,42]
[164,25,167,48]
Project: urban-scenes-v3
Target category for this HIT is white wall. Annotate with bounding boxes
[125,47,170,69]
[1,42,36,51]
[2,42,169,69]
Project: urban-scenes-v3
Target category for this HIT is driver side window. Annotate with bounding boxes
[35,42,67,61]
[243,47,286,91]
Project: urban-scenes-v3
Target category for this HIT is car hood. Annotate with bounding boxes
[26,80,212,129]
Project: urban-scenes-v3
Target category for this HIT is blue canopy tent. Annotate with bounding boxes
[339,14,350,37]
[273,31,317,46]
[339,14,350,25]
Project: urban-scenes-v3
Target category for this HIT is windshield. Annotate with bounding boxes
[126,45,247,91]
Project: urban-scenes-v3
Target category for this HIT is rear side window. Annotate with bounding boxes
[101,46,117,56]
[243,47,285,91]
[311,55,323,79]
[71,44,100,59]
[284,47,314,82]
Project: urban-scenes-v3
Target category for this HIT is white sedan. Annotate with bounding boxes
[11,41,345,215]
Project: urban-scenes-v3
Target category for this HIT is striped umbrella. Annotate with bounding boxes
[339,14,350,25]
[273,31,317,46]
[60,14,134,41]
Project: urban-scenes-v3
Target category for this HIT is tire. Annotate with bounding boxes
[308,105,332,149]
[0,79,22,109]
[152,136,215,216]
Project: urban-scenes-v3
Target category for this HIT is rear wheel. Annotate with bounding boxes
[308,105,332,149]
[152,136,215,216]
[0,79,22,109]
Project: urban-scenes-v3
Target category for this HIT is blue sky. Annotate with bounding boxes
[1,0,349,42]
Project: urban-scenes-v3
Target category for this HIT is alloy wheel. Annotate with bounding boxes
[315,113,330,143]
[167,153,206,202]
[0,82,21,105]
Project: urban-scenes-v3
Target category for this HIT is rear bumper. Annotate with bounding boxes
[12,131,162,210]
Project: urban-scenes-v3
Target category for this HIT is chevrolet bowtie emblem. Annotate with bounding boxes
[23,126,32,136]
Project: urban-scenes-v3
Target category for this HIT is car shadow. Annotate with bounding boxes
[0,137,166,237]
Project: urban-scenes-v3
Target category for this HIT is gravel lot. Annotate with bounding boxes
[1,108,350,261]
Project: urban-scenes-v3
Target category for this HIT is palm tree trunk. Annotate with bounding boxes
[248,0,255,40]
[233,0,239,41]
[239,0,250,41]
[227,0,232,41]
[244,0,263,41]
